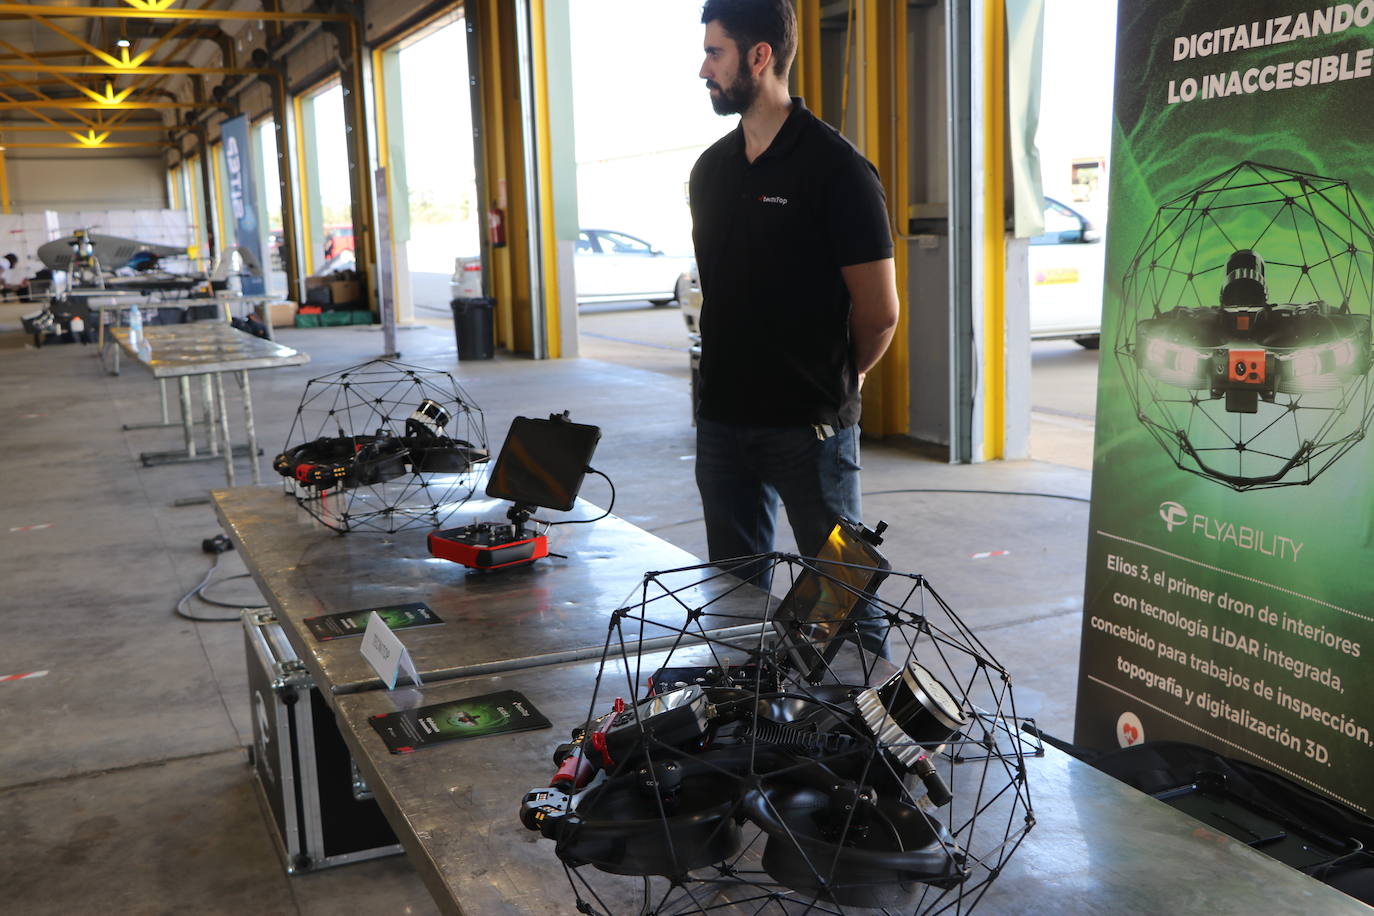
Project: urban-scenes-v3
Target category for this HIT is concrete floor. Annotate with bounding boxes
[0,315,1091,915]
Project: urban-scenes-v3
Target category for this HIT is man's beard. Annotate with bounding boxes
[709,62,757,115]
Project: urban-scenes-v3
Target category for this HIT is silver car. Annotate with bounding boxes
[576,229,696,306]
[1029,197,1104,348]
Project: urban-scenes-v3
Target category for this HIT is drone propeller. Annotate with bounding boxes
[742,780,965,908]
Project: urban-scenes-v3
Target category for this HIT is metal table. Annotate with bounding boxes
[93,292,284,373]
[213,485,770,693]
[330,655,1370,916]
[114,323,308,486]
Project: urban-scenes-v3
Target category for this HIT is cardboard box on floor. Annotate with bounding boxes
[266,301,297,328]
[328,280,363,307]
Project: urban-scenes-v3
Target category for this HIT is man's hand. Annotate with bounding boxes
[842,258,900,377]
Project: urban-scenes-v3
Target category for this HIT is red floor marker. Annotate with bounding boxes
[970,550,1011,560]
[0,670,49,683]
[8,523,53,533]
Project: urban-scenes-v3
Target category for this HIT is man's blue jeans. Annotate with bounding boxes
[695,418,887,659]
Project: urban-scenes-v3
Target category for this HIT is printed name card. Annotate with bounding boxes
[361,611,422,690]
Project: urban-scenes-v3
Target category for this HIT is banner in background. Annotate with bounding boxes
[220,114,265,295]
[1076,0,1374,815]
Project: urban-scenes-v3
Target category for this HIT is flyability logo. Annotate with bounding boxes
[1158,501,1304,562]
[1160,501,1188,531]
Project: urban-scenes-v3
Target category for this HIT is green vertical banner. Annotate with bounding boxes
[1076,0,1374,815]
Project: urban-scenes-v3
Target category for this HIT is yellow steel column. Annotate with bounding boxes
[981,0,1006,459]
[168,163,182,211]
[855,0,910,437]
[476,0,515,350]
[884,0,910,436]
[209,142,229,250]
[370,46,398,316]
[340,17,378,313]
[795,0,822,117]
[528,0,560,357]
[292,93,315,277]
[0,148,10,213]
[372,49,388,173]
[268,71,303,303]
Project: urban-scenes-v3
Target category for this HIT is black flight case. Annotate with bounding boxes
[242,610,402,872]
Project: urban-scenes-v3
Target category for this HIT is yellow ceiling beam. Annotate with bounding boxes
[0,96,101,142]
[0,62,267,75]
[0,73,100,130]
[0,38,133,104]
[0,122,164,131]
[25,11,194,72]
[0,75,113,92]
[89,1,226,131]
[0,49,95,61]
[0,4,350,23]
[0,140,174,148]
[0,98,216,109]
[29,14,155,69]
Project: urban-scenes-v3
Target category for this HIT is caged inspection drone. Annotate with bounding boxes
[518,520,1036,915]
[273,358,488,533]
[1118,161,1374,490]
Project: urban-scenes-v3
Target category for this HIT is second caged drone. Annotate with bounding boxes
[271,358,490,534]
[518,519,1034,914]
[273,396,487,491]
[270,398,486,491]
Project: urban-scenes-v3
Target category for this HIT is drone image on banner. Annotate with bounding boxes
[273,358,488,533]
[519,520,1036,915]
[1117,161,1374,490]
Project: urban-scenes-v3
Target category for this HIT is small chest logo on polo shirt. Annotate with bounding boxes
[758,195,789,205]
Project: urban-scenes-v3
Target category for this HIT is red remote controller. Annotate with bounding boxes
[428,522,549,569]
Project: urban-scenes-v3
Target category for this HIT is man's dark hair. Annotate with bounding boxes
[701,0,796,78]
[3,253,15,267]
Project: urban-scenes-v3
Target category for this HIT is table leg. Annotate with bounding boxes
[240,369,261,485]
[179,377,197,458]
[159,379,169,425]
[215,372,236,487]
[202,375,219,455]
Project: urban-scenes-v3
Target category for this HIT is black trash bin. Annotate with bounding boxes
[450,297,495,360]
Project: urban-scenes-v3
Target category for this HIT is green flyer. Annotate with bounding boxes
[304,601,443,641]
[369,689,551,754]
[1075,0,1374,815]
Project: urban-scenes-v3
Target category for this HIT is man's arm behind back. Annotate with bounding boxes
[843,258,900,381]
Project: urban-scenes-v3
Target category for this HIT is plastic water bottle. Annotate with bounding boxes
[128,303,142,344]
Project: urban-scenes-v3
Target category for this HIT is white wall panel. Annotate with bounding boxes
[9,157,168,211]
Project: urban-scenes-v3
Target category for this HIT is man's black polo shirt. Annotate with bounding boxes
[689,97,892,428]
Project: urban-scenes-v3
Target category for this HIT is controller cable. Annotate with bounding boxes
[545,467,616,526]
[174,534,269,623]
